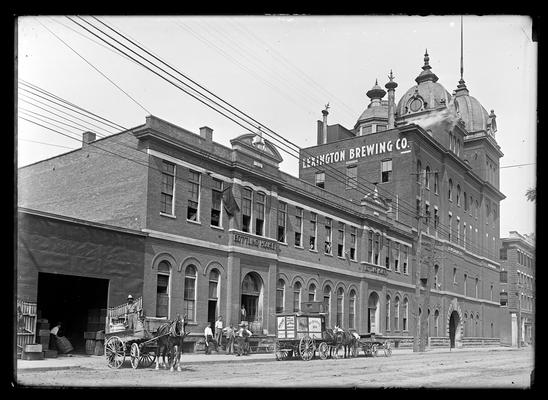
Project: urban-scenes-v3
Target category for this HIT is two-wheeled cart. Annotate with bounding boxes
[357,333,392,357]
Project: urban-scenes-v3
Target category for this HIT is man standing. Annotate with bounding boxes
[235,323,252,356]
[125,295,138,331]
[240,305,247,323]
[214,316,224,350]
[223,324,235,354]
[204,322,217,354]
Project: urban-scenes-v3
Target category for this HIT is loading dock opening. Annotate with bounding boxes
[37,272,108,354]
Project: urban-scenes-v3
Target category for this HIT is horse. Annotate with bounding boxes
[155,314,188,371]
[323,328,357,358]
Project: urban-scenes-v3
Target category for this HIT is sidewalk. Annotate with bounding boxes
[16,346,529,372]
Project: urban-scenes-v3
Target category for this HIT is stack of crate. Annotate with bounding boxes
[85,308,107,355]
[22,344,43,360]
[17,300,37,359]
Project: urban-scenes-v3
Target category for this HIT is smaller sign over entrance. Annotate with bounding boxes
[232,231,280,252]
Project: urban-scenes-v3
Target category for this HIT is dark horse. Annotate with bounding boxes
[324,328,358,358]
[155,314,188,371]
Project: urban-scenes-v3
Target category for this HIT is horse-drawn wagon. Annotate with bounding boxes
[104,296,180,369]
[274,308,357,361]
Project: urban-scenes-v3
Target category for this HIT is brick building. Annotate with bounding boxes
[18,50,504,351]
[499,231,535,346]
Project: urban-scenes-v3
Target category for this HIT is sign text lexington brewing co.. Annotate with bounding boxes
[301,137,409,169]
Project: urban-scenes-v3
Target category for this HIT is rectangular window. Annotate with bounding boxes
[187,170,201,221]
[385,239,391,269]
[463,222,467,249]
[295,207,303,247]
[393,242,400,272]
[448,214,453,242]
[499,247,507,260]
[453,267,457,284]
[500,292,508,306]
[277,202,287,242]
[315,171,325,189]
[425,203,430,234]
[346,165,358,189]
[402,245,408,274]
[293,288,301,312]
[349,296,355,329]
[184,276,196,321]
[368,231,373,263]
[457,217,461,245]
[434,208,439,237]
[464,274,467,296]
[325,218,332,254]
[374,233,380,265]
[434,172,439,194]
[337,222,345,257]
[381,159,392,183]
[255,192,265,236]
[350,226,357,261]
[309,212,317,251]
[210,178,223,227]
[241,188,252,233]
[161,161,175,215]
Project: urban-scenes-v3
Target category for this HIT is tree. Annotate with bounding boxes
[525,187,536,202]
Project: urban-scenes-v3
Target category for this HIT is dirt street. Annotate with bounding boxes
[15,347,534,388]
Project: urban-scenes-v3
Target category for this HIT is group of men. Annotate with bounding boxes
[204,315,252,356]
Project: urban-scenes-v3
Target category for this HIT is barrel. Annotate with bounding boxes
[56,336,74,354]
[85,339,95,355]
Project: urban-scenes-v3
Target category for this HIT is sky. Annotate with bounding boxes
[16,15,537,238]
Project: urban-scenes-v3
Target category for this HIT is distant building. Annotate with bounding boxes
[499,231,535,346]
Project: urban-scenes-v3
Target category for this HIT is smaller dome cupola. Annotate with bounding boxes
[415,49,439,84]
[366,79,387,106]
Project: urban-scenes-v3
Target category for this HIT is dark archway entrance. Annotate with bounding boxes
[367,292,380,333]
[241,272,264,331]
[449,311,460,349]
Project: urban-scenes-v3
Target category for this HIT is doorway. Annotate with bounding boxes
[241,272,263,326]
[449,310,460,348]
[37,272,109,353]
[367,292,380,334]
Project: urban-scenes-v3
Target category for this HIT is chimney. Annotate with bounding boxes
[322,106,329,144]
[385,70,398,129]
[82,131,96,147]
[199,126,213,142]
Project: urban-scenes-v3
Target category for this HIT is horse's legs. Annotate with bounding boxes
[155,345,160,370]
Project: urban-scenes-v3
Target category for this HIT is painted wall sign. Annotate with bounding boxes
[233,232,279,252]
[360,264,388,276]
[301,138,409,169]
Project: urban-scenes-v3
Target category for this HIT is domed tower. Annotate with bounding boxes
[354,80,389,135]
[395,50,453,123]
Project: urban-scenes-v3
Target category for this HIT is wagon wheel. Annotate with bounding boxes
[334,344,344,359]
[105,336,125,369]
[299,336,315,361]
[130,343,140,369]
[139,345,157,368]
[371,344,379,357]
[318,342,329,360]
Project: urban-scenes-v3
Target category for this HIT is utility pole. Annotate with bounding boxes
[517,288,521,348]
[412,169,425,353]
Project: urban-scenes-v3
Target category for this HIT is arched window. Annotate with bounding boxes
[475,200,479,219]
[184,265,197,321]
[456,184,461,206]
[475,278,479,298]
[349,290,357,329]
[336,287,344,327]
[434,310,439,337]
[464,192,468,211]
[308,283,316,302]
[425,166,431,189]
[241,187,252,233]
[156,260,171,318]
[394,296,400,331]
[491,322,494,338]
[276,279,285,313]
[434,172,439,194]
[448,179,453,201]
[434,265,440,289]
[403,298,409,331]
[323,286,332,326]
[463,313,468,337]
[476,314,480,337]
[293,282,301,312]
[208,269,220,319]
[386,295,391,331]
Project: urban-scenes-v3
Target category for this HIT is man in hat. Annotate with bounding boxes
[214,316,224,350]
[125,295,138,331]
[204,322,217,354]
[235,322,252,356]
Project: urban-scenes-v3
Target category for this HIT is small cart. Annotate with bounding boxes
[357,333,392,357]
